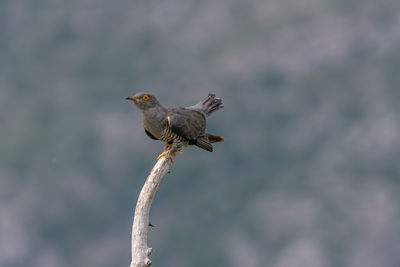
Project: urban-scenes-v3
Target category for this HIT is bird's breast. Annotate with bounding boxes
[140,110,166,140]
[160,126,188,145]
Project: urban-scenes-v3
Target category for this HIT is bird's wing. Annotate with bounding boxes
[144,129,158,140]
[166,108,206,141]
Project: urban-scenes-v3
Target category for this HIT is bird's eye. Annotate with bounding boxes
[143,95,150,101]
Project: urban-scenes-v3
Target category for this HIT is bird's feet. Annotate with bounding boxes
[156,149,174,163]
[163,142,172,151]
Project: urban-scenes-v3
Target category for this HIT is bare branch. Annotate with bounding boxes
[130,156,172,267]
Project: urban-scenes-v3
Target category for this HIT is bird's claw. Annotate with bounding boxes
[156,149,174,163]
[163,142,172,151]
[156,150,168,160]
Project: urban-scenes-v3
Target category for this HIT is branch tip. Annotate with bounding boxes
[145,258,152,266]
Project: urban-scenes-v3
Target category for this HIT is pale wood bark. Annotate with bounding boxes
[130,156,171,267]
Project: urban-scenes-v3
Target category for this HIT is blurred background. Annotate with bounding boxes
[1,0,400,266]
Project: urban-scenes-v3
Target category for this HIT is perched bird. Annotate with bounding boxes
[126,92,224,162]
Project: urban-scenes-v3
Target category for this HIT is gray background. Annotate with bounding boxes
[1,0,400,266]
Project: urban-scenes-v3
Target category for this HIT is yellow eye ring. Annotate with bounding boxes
[142,94,150,101]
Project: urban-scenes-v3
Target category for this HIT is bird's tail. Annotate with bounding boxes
[206,133,224,143]
[195,133,224,152]
[188,93,224,117]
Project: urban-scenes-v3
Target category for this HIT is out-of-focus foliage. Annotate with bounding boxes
[1,0,400,266]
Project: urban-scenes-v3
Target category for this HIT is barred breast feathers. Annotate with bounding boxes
[160,125,188,145]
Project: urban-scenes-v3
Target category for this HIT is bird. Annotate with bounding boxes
[126,92,224,162]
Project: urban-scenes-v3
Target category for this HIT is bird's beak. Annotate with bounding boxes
[126,96,139,102]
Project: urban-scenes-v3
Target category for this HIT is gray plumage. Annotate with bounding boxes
[187,93,224,117]
[126,92,224,153]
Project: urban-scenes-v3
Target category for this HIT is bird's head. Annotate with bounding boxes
[126,92,160,110]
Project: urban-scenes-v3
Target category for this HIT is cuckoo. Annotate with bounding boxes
[126,92,224,162]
